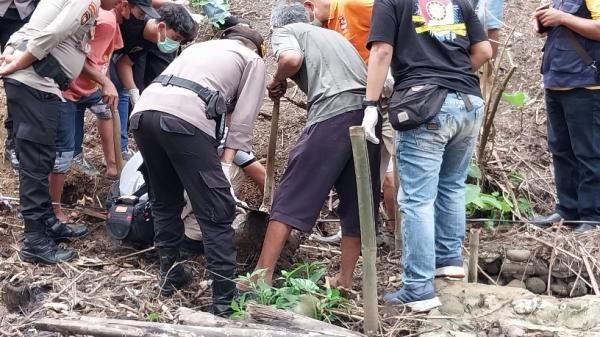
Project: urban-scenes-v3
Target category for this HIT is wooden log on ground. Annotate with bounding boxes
[35,316,315,337]
[177,307,286,331]
[247,304,364,337]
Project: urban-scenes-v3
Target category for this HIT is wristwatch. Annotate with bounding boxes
[363,99,378,108]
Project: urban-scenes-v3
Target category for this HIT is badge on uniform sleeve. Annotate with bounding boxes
[81,2,99,25]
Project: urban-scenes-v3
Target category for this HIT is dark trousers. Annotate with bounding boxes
[3,79,60,231]
[1,10,30,134]
[270,110,381,236]
[546,88,600,221]
[130,110,236,271]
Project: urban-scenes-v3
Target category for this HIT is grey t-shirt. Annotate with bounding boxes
[271,23,366,127]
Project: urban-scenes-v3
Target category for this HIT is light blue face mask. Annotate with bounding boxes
[157,36,180,54]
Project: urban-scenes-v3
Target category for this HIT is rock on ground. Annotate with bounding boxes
[419,280,600,337]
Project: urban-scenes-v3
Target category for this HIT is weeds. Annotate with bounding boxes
[466,163,534,229]
[231,262,350,322]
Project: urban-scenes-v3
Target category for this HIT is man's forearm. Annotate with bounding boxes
[273,64,297,82]
[562,14,600,41]
[8,50,38,72]
[220,148,237,164]
[82,61,110,87]
[273,52,303,82]
[470,41,492,71]
[366,42,393,101]
[1,46,15,57]
[116,56,137,90]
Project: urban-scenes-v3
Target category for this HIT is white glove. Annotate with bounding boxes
[362,106,380,144]
[221,162,248,214]
[128,88,140,107]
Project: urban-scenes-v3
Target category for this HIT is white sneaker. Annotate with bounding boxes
[435,265,465,281]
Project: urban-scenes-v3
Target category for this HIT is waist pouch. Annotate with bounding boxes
[106,196,154,245]
[17,41,71,91]
[388,84,448,131]
[32,53,71,91]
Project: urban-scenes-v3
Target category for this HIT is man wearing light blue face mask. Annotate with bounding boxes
[111,2,197,161]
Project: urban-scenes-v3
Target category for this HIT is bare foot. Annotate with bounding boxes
[326,274,352,294]
[53,206,70,222]
[105,166,118,178]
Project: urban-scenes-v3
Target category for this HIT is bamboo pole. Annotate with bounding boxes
[467,228,481,283]
[349,126,379,336]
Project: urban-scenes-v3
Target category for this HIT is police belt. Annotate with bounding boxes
[153,74,228,141]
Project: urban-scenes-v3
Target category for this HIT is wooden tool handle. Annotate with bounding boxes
[110,106,124,176]
[260,99,280,212]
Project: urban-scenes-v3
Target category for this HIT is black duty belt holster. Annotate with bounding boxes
[17,42,71,91]
[153,74,229,141]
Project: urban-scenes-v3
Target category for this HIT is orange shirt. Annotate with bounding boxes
[63,9,124,101]
[325,0,373,64]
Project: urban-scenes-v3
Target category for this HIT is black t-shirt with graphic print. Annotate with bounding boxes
[367,0,487,97]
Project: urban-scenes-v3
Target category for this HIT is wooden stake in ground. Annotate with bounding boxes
[110,105,124,175]
[349,126,379,336]
[468,228,481,283]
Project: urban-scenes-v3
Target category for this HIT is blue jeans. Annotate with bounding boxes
[546,89,600,221]
[396,92,484,288]
[54,92,106,172]
[476,0,504,30]
[110,61,130,152]
[73,90,112,157]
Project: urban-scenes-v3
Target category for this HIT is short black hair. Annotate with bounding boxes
[157,3,199,43]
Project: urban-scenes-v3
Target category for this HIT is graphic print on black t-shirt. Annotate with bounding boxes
[412,0,467,42]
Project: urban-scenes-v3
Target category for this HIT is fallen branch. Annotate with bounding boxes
[35,316,314,337]
[246,304,364,337]
[177,307,285,331]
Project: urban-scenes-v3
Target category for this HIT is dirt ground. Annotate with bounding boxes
[0,0,572,335]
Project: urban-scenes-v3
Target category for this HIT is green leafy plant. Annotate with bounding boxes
[501,91,530,107]
[231,262,350,322]
[146,311,160,322]
[466,164,534,229]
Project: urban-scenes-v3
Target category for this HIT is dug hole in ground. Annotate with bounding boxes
[1,0,600,336]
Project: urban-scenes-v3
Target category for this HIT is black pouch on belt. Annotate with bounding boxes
[388,84,448,132]
[16,41,71,91]
[32,54,71,91]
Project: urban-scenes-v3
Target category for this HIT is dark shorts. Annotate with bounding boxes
[270,109,381,237]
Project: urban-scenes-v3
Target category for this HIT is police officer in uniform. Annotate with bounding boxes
[1,0,38,169]
[130,26,266,315]
[0,0,121,264]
